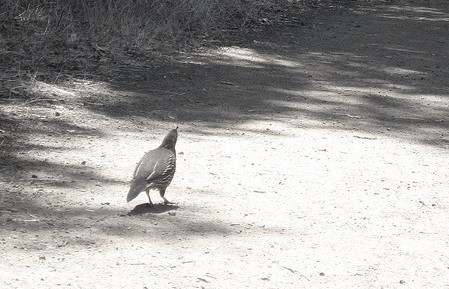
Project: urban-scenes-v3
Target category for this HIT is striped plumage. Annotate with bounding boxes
[127,127,178,205]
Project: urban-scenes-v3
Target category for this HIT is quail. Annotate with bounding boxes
[127,127,178,205]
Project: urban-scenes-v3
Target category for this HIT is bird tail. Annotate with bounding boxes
[127,178,147,202]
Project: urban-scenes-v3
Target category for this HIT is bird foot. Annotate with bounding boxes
[163,199,174,205]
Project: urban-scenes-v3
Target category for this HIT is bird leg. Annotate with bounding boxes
[146,189,153,206]
[159,188,172,205]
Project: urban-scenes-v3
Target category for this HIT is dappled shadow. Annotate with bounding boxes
[0,109,102,161]
[71,0,449,148]
[3,155,124,186]
[0,109,122,211]
[0,186,233,252]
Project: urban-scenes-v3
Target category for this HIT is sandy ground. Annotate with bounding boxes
[1,0,449,288]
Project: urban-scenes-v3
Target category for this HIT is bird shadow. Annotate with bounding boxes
[127,203,179,216]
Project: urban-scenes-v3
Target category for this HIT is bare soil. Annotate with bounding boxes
[1,0,449,288]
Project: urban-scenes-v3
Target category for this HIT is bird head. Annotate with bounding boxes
[160,127,178,151]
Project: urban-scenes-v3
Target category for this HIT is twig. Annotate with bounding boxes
[253,190,267,194]
[23,219,40,222]
[281,265,297,273]
[281,265,310,281]
[353,135,377,140]
[27,97,56,104]
[197,277,209,283]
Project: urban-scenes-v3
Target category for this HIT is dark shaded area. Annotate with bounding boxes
[0,187,233,251]
[77,0,449,147]
[127,203,179,215]
[3,156,124,187]
[0,110,112,186]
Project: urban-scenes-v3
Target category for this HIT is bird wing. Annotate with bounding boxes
[133,158,144,178]
[134,148,175,183]
[145,160,160,182]
[127,157,151,202]
[127,148,175,202]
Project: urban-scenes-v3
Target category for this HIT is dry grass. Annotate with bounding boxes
[0,0,354,98]
[0,0,277,54]
[0,0,285,97]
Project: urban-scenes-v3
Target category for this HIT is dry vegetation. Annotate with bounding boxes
[2,0,273,49]
[0,0,280,88]
[0,0,352,98]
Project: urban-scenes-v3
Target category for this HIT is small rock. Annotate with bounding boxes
[168,212,176,216]
[81,161,86,165]
[31,175,38,178]
[39,256,46,260]
[319,272,325,276]
[55,112,60,116]
[399,280,406,285]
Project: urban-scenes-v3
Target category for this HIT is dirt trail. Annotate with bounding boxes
[1,1,449,288]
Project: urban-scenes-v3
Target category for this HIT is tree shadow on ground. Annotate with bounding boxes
[0,115,119,189]
[2,1,447,177]
[0,186,233,251]
[71,0,449,148]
